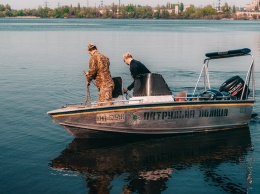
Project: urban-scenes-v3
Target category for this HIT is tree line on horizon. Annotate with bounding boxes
[0,3,257,20]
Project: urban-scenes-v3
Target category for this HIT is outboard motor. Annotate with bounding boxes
[219,75,250,100]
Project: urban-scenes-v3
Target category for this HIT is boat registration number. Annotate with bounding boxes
[96,113,125,123]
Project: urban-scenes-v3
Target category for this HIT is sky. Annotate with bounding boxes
[0,0,253,10]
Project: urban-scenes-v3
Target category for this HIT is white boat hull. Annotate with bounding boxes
[48,100,254,138]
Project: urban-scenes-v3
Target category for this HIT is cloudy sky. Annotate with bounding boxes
[0,0,252,9]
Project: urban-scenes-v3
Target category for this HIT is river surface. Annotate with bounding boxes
[0,18,260,194]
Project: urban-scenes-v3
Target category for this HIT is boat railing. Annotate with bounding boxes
[176,93,238,102]
[62,99,144,108]
[91,99,144,107]
[63,92,248,109]
[192,48,255,101]
[62,103,86,108]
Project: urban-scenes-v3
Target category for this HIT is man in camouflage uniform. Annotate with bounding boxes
[85,43,114,106]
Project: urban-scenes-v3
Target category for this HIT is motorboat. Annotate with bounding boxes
[47,48,256,138]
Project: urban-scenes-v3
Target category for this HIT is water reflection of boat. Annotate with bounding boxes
[47,48,256,138]
[50,127,253,193]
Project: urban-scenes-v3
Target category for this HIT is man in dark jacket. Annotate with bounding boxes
[123,52,151,93]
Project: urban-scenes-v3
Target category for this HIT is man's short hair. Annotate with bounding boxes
[87,43,97,51]
[123,52,132,59]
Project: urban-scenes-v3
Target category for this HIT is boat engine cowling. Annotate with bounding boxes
[219,75,250,100]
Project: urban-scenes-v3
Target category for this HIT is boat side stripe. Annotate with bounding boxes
[52,103,254,118]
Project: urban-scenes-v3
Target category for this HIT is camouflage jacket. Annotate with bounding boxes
[87,50,114,89]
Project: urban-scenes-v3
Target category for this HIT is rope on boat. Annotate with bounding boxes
[83,70,92,106]
[85,84,90,106]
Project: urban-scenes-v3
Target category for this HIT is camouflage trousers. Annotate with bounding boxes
[98,86,113,106]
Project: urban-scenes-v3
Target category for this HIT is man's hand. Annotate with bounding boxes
[123,88,128,93]
[83,70,88,77]
[83,71,90,86]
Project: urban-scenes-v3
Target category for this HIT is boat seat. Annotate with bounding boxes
[112,77,123,98]
[198,89,231,101]
[133,73,172,97]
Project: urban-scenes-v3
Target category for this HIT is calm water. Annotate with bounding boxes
[0,18,260,194]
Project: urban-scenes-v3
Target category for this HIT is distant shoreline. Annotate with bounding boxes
[5,16,40,19]
[1,3,260,20]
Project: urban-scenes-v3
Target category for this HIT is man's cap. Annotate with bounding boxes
[87,43,97,51]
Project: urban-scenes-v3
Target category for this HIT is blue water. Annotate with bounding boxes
[0,18,260,193]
